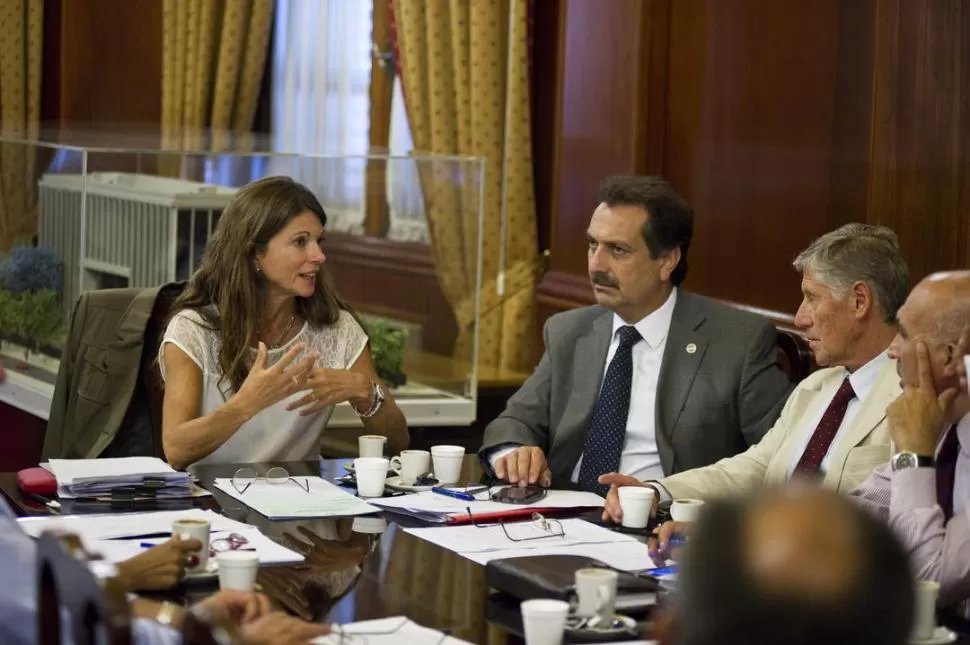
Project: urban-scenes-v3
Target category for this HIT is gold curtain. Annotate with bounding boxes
[161,0,273,162]
[0,0,43,251]
[392,0,540,372]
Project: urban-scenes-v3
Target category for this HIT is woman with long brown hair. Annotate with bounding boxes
[159,176,408,470]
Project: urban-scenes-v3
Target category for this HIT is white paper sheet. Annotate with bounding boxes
[404,518,637,555]
[314,617,473,645]
[213,477,380,519]
[459,539,657,572]
[88,527,305,566]
[17,509,249,540]
[370,489,605,523]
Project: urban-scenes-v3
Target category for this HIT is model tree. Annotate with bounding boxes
[363,318,409,387]
[0,243,64,368]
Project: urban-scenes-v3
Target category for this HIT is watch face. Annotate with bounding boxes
[894,453,917,470]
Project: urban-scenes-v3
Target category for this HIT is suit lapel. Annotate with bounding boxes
[764,370,838,483]
[656,294,708,471]
[822,358,900,487]
[550,311,613,478]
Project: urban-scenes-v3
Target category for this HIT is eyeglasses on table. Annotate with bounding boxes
[231,466,309,495]
[467,509,566,542]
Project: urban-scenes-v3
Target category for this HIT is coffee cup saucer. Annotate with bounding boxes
[909,627,957,645]
[384,476,435,493]
[182,559,218,583]
[565,613,637,639]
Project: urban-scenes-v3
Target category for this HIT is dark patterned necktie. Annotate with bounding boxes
[578,325,642,494]
[792,378,856,476]
[937,425,960,522]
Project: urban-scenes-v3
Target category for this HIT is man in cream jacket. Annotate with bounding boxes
[602,223,909,522]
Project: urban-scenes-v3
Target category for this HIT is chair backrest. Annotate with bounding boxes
[141,283,185,458]
[37,531,131,645]
[775,328,816,383]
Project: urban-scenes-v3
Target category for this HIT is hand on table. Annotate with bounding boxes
[238,612,330,645]
[493,446,552,487]
[647,520,693,568]
[598,473,658,523]
[116,534,202,590]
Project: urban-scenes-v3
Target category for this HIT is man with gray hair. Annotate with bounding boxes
[602,223,907,527]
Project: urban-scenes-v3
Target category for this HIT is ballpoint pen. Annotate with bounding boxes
[431,486,476,502]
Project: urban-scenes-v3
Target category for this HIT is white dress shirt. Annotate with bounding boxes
[785,350,890,476]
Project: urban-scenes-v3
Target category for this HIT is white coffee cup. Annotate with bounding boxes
[670,498,706,523]
[172,518,211,574]
[574,567,618,619]
[352,516,388,535]
[358,434,387,458]
[354,457,389,497]
[390,449,431,485]
[216,551,259,591]
[520,598,570,645]
[430,445,465,484]
[911,580,940,640]
[618,486,655,529]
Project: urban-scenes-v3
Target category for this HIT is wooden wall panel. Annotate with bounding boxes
[866,0,970,281]
[56,0,164,129]
[665,0,862,317]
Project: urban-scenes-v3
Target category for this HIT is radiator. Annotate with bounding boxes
[38,172,236,318]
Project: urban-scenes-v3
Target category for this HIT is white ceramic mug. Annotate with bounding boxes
[354,457,390,497]
[430,445,465,484]
[216,551,259,591]
[172,518,211,574]
[574,568,618,620]
[670,498,705,523]
[389,449,431,485]
[520,598,570,645]
[911,580,940,640]
[358,434,387,458]
[618,486,655,529]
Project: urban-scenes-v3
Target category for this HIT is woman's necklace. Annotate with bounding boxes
[265,313,297,348]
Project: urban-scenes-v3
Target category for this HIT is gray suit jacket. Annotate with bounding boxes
[480,292,794,486]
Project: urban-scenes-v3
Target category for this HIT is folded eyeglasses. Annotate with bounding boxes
[231,466,309,495]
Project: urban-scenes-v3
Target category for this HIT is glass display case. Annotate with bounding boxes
[0,131,487,429]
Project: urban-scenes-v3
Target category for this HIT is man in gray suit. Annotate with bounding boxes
[480,176,793,493]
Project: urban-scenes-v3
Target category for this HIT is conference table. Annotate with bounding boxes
[0,455,653,644]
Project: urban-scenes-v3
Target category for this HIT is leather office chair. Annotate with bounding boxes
[775,328,816,383]
[37,531,131,645]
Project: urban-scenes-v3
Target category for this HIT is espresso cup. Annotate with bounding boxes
[430,445,465,484]
[172,518,211,574]
[911,580,940,640]
[521,598,570,645]
[390,449,431,485]
[574,568,618,619]
[617,486,655,529]
[358,434,387,458]
[216,551,259,591]
[670,498,706,523]
[354,457,390,497]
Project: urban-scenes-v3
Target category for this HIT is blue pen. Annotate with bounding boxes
[139,542,159,548]
[645,565,679,577]
[431,486,475,502]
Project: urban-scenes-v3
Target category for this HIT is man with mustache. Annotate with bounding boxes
[480,175,793,492]
[601,224,906,539]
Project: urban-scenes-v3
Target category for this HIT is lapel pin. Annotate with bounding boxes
[686,343,697,354]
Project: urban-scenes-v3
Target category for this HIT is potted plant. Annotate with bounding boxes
[0,243,63,369]
[363,318,409,388]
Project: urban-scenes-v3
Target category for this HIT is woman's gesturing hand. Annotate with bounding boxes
[236,342,317,415]
[285,368,371,416]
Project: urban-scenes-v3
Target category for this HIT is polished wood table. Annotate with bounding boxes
[0,456,648,643]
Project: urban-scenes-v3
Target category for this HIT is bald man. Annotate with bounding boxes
[852,271,970,623]
[656,488,913,645]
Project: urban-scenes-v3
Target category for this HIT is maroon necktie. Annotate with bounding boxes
[936,425,960,522]
[793,378,856,475]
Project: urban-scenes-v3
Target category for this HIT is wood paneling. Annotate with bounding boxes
[56,0,164,128]
[867,0,970,281]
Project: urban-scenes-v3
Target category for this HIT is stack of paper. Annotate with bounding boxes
[315,617,473,644]
[50,457,191,499]
[369,489,606,524]
[89,527,305,566]
[17,509,249,540]
[212,476,380,520]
